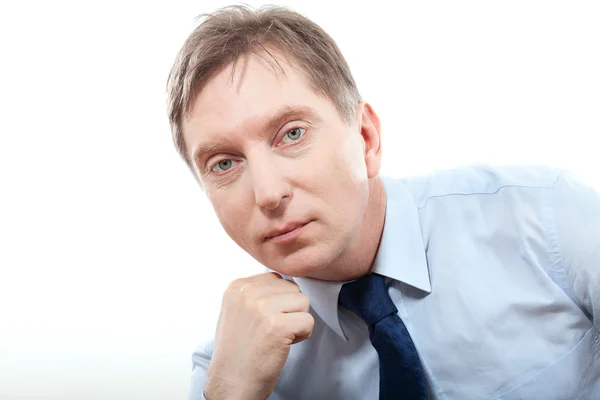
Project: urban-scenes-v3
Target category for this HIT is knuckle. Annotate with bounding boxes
[306,312,315,328]
[266,315,284,334]
[238,281,257,297]
[285,280,301,292]
[298,294,310,310]
[226,278,247,292]
[224,279,259,306]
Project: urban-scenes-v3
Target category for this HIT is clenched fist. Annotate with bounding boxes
[204,272,315,400]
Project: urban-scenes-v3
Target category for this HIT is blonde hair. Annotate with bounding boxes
[166,5,362,168]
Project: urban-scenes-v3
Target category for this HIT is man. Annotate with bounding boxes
[166,5,600,399]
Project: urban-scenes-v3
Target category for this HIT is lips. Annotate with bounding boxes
[264,221,310,241]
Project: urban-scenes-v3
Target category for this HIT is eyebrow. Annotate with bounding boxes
[192,105,321,166]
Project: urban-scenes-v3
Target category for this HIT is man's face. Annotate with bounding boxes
[183,51,381,278]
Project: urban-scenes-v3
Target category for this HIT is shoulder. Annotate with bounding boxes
[396,164,565,210]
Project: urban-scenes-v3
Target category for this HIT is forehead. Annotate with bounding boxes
[181,51,334,159]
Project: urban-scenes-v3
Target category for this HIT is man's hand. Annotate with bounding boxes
[203,272,314,400]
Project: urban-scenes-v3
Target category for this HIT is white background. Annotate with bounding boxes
[0,1,598,398]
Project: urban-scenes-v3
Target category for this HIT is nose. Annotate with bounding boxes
[249,153,292,210]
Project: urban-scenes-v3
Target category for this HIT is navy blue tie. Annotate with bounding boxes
[339,273,428,400]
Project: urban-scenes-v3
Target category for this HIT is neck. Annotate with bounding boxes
[312,176,387,282]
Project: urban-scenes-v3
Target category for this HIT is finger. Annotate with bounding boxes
[280,312,315,344]
[257,292,310,314]
[253,272,300,291]
[249,271,284,282]
[240,274,300,297]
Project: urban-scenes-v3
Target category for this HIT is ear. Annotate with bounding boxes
[357,102,382,179]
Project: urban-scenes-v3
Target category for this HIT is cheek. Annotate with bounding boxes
[316,130,368,187]
[306,132,369,212]
[343,131,370,183]
[210,189,254,247]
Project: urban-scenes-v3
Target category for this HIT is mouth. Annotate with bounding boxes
[264,221,312,244]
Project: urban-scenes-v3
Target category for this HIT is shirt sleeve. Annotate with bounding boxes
[188,341,213,400]
[551,170,600,331]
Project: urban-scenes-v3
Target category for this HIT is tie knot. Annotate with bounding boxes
[338,273,398,326]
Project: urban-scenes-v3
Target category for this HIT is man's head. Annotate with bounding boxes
[167,5,384,279]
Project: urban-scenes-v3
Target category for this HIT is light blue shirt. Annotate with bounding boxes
[190,165,600,399]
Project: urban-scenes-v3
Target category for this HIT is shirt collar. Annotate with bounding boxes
[294,176,431,340]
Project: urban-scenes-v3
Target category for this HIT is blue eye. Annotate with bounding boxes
[212,159,234,173]
[281,127,306,144]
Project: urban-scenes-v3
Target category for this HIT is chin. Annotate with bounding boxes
[267,246,333,278]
